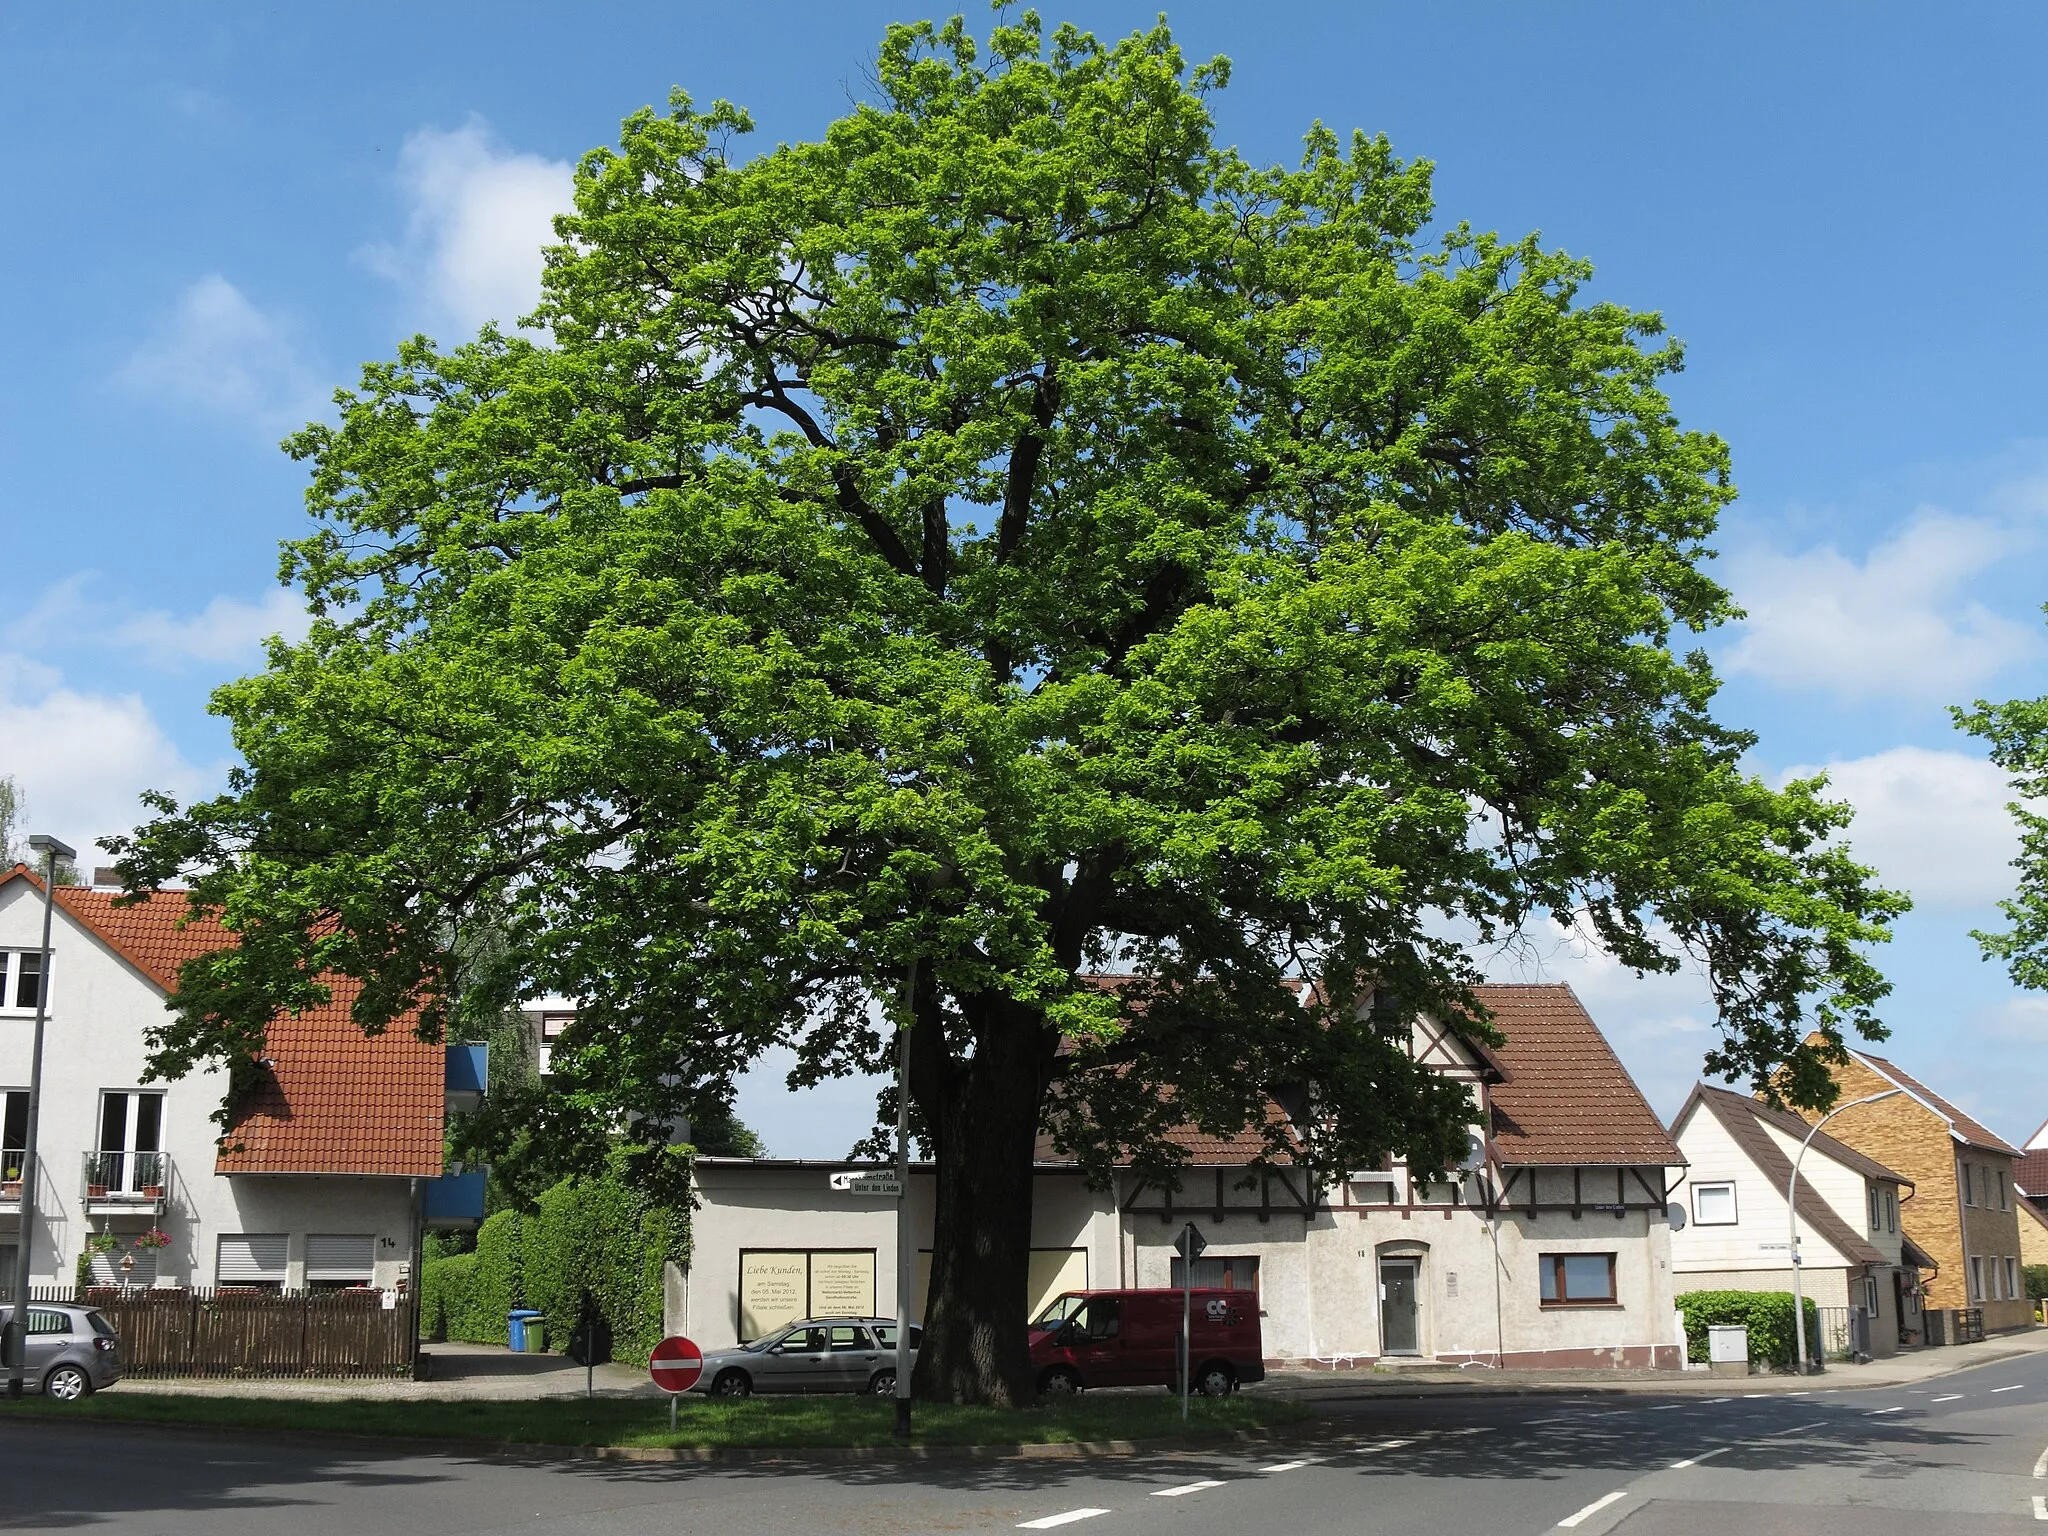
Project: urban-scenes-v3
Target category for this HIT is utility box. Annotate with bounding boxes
[1707,1325,1750,1378]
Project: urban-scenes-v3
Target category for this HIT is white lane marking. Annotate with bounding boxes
[1651,1403,1685,1410]
[1444,1426,1485,1435]
[1152,1481,1224,1498]
[2033,1442,2048,1479]
[1260,1458,1321,1473]
[1996,1384,2024,1393]
[1932,1394,1964,1403]
[2033,1494,2047,1522]
[1765,1421,1825,1437]
[1785,1390,1811,1396]
[1866,1406,1904,1415]
[1707,1397,1733,1403]
[1557,1491,1629,1528]
[1356,1438,1414,1452]
[1019,1513,1111,1530]
[1668,1447,1730,1470]
[1743,1392,1769,1399]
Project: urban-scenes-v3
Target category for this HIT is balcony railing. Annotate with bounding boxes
[82,1150,169,1204]
[0,1148,24,1202]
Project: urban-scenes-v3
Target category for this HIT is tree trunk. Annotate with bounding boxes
[910,1001,1055,1405]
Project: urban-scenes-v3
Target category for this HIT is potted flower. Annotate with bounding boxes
[84,1233,120,1256]
[1,1161,20,1200]
[134,1228,171,1252]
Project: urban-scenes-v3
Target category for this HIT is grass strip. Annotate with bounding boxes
[0,1390,1311,1450]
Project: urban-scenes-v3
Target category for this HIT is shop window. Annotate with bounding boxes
[1539,1253,1617,1306]
[1169,1255,1260,1292]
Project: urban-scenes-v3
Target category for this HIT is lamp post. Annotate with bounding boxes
[6,833,74,1398]
[1789,1087,1900,1375]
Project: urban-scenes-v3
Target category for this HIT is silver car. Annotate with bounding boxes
[11,1303,121,1399]
[695,1317,920,1397]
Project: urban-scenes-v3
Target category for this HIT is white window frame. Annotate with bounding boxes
[2007,1257,2020,1301]
[0,950,44,1015]
[1691,1181,1738,1226]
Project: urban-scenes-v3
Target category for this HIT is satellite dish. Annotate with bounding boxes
[1456,1132,1487,1173]
[1667,1202,1688,1232]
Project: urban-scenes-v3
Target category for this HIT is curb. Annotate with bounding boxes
[0,1410,1306,1467]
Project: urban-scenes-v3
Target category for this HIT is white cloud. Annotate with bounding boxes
[1719,511,2042,703]
[1786,745,2024,910]
[361,119,573,338]
[118,275,323,429]
[0,655,214,864]
[113,588,311,668]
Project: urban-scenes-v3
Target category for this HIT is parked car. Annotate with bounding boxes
[10,1303,121,1399]
[693,1317,921,1397]
[1028,1288,1263,1396]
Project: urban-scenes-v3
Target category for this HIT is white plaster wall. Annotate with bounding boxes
[1755,1119,1905,1267]
[0,883,416,1290]
[1671,1109,1852,1275]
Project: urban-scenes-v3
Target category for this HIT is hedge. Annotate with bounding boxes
[419,1171,688,1365]
[1675,1289,1821,1368]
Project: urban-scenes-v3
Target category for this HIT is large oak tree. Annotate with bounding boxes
[116,16,1906,1403]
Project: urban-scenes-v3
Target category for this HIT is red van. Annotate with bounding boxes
[1028,1288,1264,1396]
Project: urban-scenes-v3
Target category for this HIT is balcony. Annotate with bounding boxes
[423,1170,486,1230]
[445,1043,488,1115]
[81,1151,169,1215]
[0,1147,23,1212]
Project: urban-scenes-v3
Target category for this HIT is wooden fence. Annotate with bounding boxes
[18,1286,417,1378]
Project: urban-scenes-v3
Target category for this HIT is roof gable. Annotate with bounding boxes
[1681,1084,1889,1269]
[1,867,443,1179]
[1849,1050,2021,1158]
[1479,984,1681,1168]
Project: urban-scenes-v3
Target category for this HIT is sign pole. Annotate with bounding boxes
[1181,1222,1193,1421]
[894,958,915,1443]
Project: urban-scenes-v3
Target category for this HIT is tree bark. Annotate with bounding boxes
[909,998,1057,1405]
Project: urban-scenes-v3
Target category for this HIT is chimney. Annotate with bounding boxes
[92,867,122,890]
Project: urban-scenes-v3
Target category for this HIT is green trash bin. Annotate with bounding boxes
[508,1309,544,1352]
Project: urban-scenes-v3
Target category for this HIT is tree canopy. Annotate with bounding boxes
[115,14,1905,1402]
[1957,639,2048,991]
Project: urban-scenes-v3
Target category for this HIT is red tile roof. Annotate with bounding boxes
[2015,1150,2048,1201]
[4,867,444,1178]
[1480,984,1683,1168]
[1849,1049,2021,1157]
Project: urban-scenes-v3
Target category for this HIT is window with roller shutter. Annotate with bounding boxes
[305,1234,375,1289]
[217,1233,288,1290]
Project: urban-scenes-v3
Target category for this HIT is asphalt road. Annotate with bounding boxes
[7,1353,2048,1534]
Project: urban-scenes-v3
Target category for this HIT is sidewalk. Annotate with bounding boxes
[115,1342,663,1401]
[1254,1326,2048,1401]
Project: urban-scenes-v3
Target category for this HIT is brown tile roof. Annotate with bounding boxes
[1039,979,1676,1170]
[1675,1085,1890,1269]
[3,867,443,1178]
[1849,1049,2021,1157]
[2015,1150,2048,1201]
[1479,984,1682,1167]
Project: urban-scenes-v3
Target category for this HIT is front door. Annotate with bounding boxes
[1379,1260,1420,1355]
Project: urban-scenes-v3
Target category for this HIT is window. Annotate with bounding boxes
[1885,1188,1898,1231]
[1169,1255,1261,1292]
[218,1233,289,1291]
[540,1012,573,1041]
[92,1091,165,1195]
[1,1090,26,1182]
[1863,1276,1880,1313]
[1079,1297,1121,1339]
[1539,1253,1617,1306]
[1970,1256,1985,1301]
[89,1248,156,1287]
[1867,1185,1880,1231]
[0,952,42,1012]
[305,1234,375,1290]
[2007,1258,2021,1300]
[1692,1182,1737,1225]
[1962,1164,1977,1207]
[871,1323,923,1349]
[2000,1171,2011,1211]
[25,1309,68,1336]
[827,1325,871,1351]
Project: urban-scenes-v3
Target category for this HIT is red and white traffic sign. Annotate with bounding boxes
[649,1335,704,1394]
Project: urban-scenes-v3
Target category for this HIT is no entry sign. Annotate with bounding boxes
[649,1335,704,1394]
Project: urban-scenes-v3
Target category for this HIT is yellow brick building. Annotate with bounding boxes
[1809,1048,2030,1334]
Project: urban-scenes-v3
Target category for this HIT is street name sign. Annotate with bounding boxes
[829,1172,904,1195]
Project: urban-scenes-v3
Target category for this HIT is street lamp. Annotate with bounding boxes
[6,833,74,1398]
[1789,1087,1901,1375]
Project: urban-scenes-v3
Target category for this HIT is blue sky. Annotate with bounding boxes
[4,3,2045,1154]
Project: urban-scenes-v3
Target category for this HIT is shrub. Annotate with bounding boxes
[418,1252,476,1341]
[454,1209,523,1344]
[1676,1289,1821,1369]
[2024,1264,2048,1302]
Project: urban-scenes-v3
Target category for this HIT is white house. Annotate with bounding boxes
[1668,1083,1922,1357]
[0,866,478,1297]
[680,983,1689,1370]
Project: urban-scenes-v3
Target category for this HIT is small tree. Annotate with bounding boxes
[114,16,1904,1404]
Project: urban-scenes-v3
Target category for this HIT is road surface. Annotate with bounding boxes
[6,1351,2048,1533]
